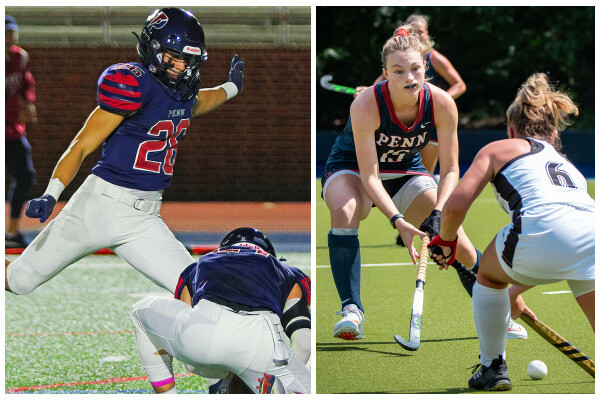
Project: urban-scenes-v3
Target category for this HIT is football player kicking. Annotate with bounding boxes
[5,8,243,297]
[130,228,311,394]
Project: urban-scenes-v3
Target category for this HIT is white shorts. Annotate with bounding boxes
[130,296,311,393]
[7,175,194,295]
[322,170,436,214]
[496,204,595,290]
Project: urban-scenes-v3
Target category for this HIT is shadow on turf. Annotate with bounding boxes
[317,336,478,358]
[318,336,477,348]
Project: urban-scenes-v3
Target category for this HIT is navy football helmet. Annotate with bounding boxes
[220,227,277,257]
[135,8,207,101]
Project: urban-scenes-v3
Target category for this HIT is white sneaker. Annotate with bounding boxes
[507,320,527,339]
[333,304,364,340]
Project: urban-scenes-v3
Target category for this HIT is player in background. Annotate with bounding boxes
[429,73,594,391]
[5,8,243,299]
[322,25,485,341]
[5,15,38,248]
[130,228,311,394]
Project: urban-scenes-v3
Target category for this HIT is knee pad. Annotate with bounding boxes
[6,259,38,295]
[130,295,162,329]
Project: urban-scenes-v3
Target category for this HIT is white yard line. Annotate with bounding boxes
[317,262,432,268]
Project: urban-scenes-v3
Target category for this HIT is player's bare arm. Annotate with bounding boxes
[429,49,466,99]
[431,86,459,211]
[52,107,124,187]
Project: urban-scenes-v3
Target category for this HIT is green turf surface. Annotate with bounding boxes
[5,253,309,394]
[316,179,595,393]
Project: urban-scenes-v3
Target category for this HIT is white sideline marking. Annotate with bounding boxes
[541,291,572,295]
[100,355,128,363]
[129,292,171,299]
[317,262,432,268]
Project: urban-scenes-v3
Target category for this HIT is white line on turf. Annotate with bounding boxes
[316,262,433,268]
[541,290,572,294]
[100,356,129,363]
[128,292,171,298]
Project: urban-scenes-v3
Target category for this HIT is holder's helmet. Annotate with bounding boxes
[220,227,277,257]
[135,8,207,101]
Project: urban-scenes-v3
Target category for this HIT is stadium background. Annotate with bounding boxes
[316,6,594,177]
[6,6,310,202]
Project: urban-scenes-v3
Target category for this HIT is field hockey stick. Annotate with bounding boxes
[450,258,595,377]
[319,75,357,95]
[394,235,430,351]
[519,313,595,377]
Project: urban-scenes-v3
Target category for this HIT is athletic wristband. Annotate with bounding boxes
[390,213,405,228]
[43,178,65,201]
[219,81,238,100]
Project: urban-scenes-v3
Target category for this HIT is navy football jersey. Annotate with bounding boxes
[325,82,435,179]
[175,247,311,320]
[92,62,197,191]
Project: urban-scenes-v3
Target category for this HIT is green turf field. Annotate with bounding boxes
[316,179,595,394]
[5,253,310,394]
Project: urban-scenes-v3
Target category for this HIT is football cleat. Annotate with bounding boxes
[507,320,527,339]
[258,373,285,394]
[333,304,364,340]
[468,356,512,391]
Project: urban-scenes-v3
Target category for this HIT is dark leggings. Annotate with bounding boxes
[6,137,36,219]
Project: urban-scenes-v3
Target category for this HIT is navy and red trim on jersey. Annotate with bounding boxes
[97,66,142,115]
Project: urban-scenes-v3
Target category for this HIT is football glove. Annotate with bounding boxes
[25,194,57,223]
[229,54,244,93]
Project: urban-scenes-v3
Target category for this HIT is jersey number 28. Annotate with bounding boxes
[134,119,190,175]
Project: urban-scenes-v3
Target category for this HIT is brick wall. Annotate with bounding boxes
[14,46,310,201]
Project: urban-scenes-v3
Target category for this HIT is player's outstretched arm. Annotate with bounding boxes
[193,54,244,117]
[25,107,123,222]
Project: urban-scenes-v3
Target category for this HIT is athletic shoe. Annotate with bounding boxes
[468,356,512,391]
[396,234,406,247]
[5,232,27,248]
[333,304,364,340]
[507,320,527,339]
[258,373,285,394]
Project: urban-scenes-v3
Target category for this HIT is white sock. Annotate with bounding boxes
[160,387,177,394]
[472,282,509,367]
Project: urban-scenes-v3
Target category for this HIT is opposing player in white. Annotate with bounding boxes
[429,73,594,391]
[130,228,311,394]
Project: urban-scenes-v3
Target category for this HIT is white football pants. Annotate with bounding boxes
[6,174,194,295]
[130,295,311,394]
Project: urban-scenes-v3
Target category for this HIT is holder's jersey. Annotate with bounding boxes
[175,247,311,320]
[492,138,594,222]
[325,82,435,179]
[92,62,196,191]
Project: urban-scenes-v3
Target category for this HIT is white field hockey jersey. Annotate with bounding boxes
[491,138,594,221]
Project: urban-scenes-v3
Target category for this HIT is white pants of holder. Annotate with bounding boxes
[130,296,311,394]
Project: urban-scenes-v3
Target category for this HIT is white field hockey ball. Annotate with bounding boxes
[527,360,547,380]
